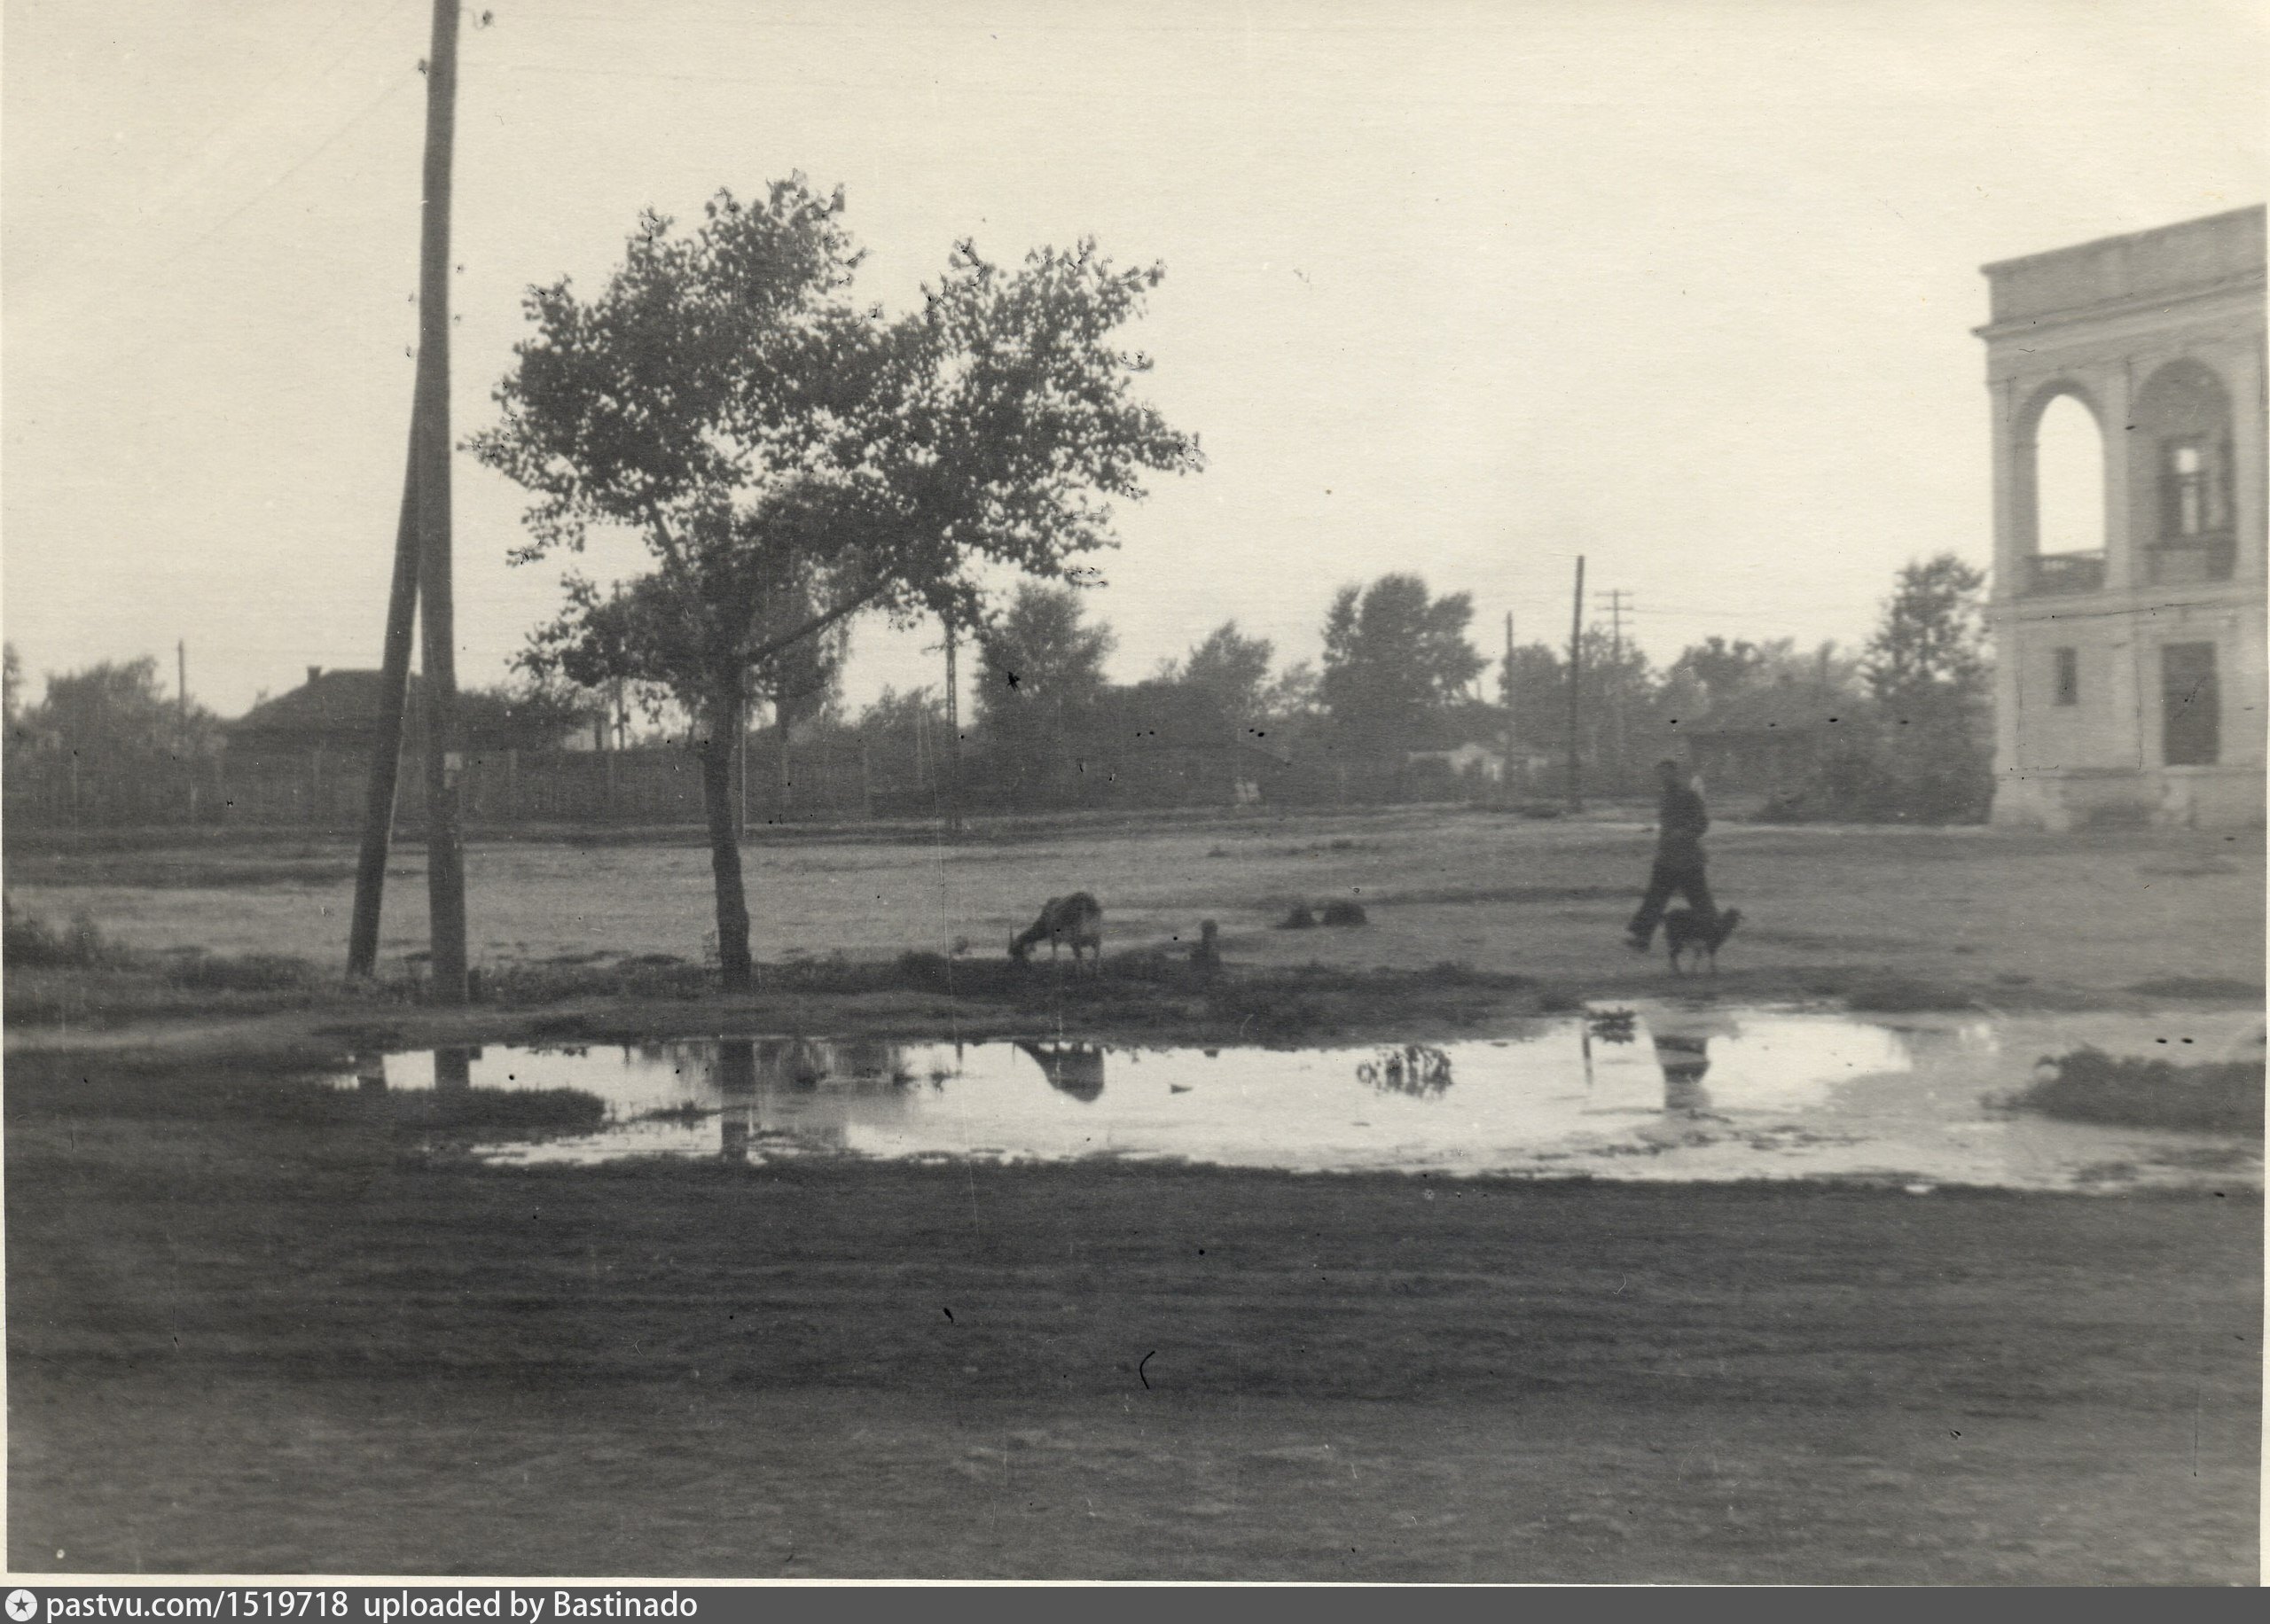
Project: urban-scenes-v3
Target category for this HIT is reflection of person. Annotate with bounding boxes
[1625,759,1715,952]
[1652,1033,1712,1114]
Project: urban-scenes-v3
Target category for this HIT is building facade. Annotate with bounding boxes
[1978,206,2266,830]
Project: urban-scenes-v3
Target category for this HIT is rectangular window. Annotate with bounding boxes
[2161,438,2231,538]
[2161,642,2220,767]
[2052,647,2078,707]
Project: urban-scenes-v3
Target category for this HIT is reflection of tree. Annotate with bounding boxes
[1358,1044,1453,1097]
[1016,1040,1107,1102]
[1587,1009,1638,1045]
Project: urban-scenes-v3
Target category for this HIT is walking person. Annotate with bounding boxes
[1624,758,1715,952]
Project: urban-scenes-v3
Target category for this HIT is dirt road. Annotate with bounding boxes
[6,1057,2258,1581]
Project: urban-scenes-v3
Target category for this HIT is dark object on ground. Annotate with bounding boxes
[1278,904,1317,930]
[1009,893,1104,970]
[2014,1046,2264,1133]
[1663,907,1742,975]
[1320,901,1368,927]
[1190,920,1222,975]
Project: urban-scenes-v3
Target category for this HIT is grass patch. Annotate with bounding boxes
[1839,976,1976,1013]
[4,899,120,968]
[2127,977,2266,1003]
[2011,1047,2265,1133]
[390,1086,608,1136]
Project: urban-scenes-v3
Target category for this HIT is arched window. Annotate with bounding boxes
[2132,360,2235,583]
[2033,394,2105,555]
[2018,387,2107,595]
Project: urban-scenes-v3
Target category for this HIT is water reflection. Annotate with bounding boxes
[1016,1041,1107,1102]
[1654,1033,1713,1115]
[330,1005,2261,1191]
[1358,1044,1453,1097]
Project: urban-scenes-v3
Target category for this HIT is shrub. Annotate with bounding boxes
[2011,1046,2263,1133]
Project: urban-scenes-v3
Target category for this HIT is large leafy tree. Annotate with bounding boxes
[473,178,1200,988]
[1665,636,1767,712]
[1861,553,1992,822]
[1156,620,1274,727]
[975,582,1116,789]
[1319,574,1486,759]
[14,657,217,761]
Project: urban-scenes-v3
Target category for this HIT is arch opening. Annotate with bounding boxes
[2132,360,2235,584]
[2017,387,2107,596]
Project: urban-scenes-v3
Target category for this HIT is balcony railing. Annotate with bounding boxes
[2023,550,2106,597]
[2145,533,2236,586]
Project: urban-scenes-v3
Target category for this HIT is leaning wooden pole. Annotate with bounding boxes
[345,444,421,978]
[412,0,468,1003]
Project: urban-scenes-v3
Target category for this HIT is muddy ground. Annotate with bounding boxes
[5,1052,2258,1581]
[4,808,2263,1581]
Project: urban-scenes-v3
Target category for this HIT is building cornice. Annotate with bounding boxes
[1973,271,2266,346]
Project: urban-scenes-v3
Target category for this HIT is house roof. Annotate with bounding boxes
[226,668,414,746]
[1686,680,1852,737]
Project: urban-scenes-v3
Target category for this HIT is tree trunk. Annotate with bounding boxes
[698,680,754,993]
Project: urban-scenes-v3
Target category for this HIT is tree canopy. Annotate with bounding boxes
[472,177,1201,986]
[1155,621,1275,726]
[1319,574,1485,756]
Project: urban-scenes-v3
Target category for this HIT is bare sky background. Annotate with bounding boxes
[5,0,2263,722]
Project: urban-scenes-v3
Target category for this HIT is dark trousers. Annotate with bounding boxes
[1627,859,1714,944]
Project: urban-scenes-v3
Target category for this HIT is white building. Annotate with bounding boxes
[1978,206,2266,830]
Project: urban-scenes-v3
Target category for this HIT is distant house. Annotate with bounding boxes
[1073,681,1242,807]
[225,667,596,761]
[1682,678,1852,806]
[225,668,412,761]
[1405,740,1506,783]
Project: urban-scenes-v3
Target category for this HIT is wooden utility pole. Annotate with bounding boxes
[1500,612,1515,804]
[176,640,188,745]
[943,617,965,836]
[346,447,421,978]
[1595,587,1632,792]
[1566,555,1585,811]
[412,0,468,1003]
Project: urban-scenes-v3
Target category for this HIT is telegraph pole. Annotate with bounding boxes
[347,448,421,978]
[1595,587,1632,792]
[412,0,468,1003]
[1500,612,1515,804]
[176,640,188,745]
[943,616,965,837]
[1566,556,1585,810]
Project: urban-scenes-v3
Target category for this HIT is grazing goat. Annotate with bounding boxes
[1009,892,1104,972]
[1663,907,1742,975]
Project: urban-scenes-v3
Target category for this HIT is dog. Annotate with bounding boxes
[1009,892,1104,972]
[1662,906,1742,975]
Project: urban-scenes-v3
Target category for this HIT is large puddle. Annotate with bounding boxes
[334,1003,2263,1191]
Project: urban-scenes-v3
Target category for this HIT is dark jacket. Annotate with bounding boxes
[1655,783,1709,866]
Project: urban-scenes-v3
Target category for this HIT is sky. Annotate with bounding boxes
[5,0,2263,721]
